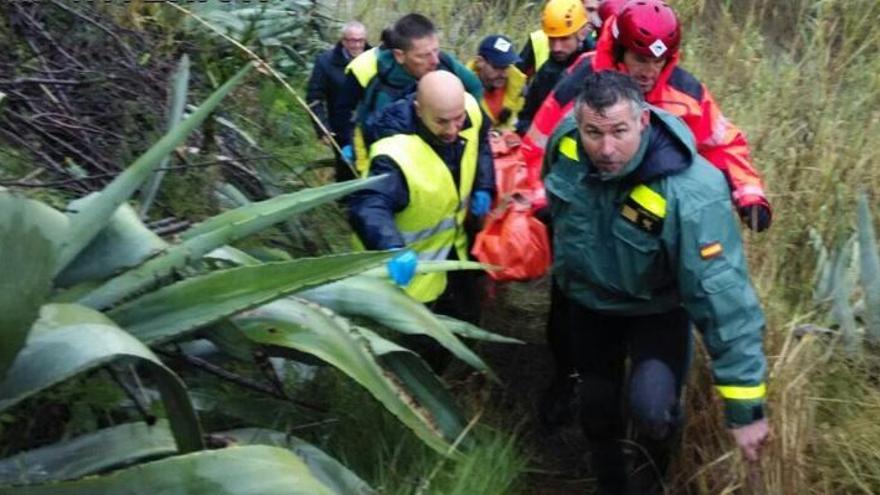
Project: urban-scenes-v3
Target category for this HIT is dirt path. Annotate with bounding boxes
[475,278,598,495]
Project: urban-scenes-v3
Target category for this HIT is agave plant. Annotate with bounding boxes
[0,61,519,493]
[811,193,880,354]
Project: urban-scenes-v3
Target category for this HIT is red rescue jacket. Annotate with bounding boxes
[521,21,769,214]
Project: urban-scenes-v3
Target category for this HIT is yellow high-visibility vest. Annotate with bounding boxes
[345,47,381,174]
[530,29,550,74]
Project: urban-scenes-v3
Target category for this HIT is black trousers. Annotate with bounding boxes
[558,294,692,491]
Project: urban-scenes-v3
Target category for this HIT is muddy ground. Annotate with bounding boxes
[466,277,599,495]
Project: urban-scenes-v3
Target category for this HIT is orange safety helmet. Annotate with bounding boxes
[613,0,681,58]
[542,0,590,38]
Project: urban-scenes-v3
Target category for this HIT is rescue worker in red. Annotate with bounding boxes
[522,0,772,232]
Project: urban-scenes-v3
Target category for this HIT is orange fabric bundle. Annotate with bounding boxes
[472,130,551,281]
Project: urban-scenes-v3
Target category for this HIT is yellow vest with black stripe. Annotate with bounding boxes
[366,93,483,302]
[346,47,381,174]
[529,29,550,74]
[465,59,526,130]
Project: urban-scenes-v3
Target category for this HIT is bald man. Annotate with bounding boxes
[349,71,495,369]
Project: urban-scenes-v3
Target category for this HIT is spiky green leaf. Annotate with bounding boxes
[55,200,168,287]
[300,276,496,380]
[139,54,192,218]
[108,252,392,345]
[0,195,58,379]
[221,428,374,495]
[55,63,253,274]
[0,446,336,495]
[857,193,880,344]
[0,304,203,453]
[79,177,381,310]
[229,298,465,454]
[0,421,176,485]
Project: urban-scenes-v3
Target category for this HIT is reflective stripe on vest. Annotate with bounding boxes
[530,30,550,74]
[367,94,483,302]
[559,136,579,161]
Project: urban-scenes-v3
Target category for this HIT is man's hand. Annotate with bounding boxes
[730,417,769,462]
[320,134,334,146]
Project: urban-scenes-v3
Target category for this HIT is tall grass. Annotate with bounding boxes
[322,0,880,492]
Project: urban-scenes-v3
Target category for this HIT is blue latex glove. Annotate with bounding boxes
[387,249,418,287]
[341,144,354,163]
[470,190,492,216]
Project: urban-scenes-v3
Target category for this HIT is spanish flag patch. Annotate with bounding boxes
[700,242,723,260]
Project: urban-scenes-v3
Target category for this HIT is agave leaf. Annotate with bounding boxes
[0,196,58,380]
[108,252,392,345]
[354,326,473,451]
[0,421,176,485]
[1,446,336,495]
[857,193,880,345]
[360,259,488,278]
[830,236,859,354]
[55,63,253,275]
[228,298,465,454]
[181,177,380,240]
[300,276,496,380]
[79,177,381,310]
[434,314,525,344]
[0,304,203,453]
[55,200,168,288]
[221,428,374,495]
[139,54,192,218]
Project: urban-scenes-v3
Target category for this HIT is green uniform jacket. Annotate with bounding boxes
[542,108,767,426]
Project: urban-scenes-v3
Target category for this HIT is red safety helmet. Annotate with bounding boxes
[598,0,628,22]
[613,0,681,58]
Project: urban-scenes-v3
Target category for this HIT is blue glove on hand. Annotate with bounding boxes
[387,249,418,287]
[470,190,492,216]
[340,144,354,163]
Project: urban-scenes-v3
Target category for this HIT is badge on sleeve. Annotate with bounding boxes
[700,241,723,260]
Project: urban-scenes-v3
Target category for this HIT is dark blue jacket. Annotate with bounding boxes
[348,94,496,250]
[306,42,370,144]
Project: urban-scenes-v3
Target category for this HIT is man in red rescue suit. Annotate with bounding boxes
[530,0,773,431]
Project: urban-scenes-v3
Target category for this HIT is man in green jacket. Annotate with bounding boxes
[542,71,769,494]
[338,13,483,174]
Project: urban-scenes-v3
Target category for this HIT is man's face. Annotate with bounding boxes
[549,31,582,62]
[583,0,601,30]
[622,50,668,93]
[577,99,648,175]
[417,100,467,144]
[394,35,441,79]
[341,27,367,57]
[476,57,509,90]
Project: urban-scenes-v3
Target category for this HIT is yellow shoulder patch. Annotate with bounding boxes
[559,136,579,161]
[700,242,723,260]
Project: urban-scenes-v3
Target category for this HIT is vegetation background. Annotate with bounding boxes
[0,0,879,494]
